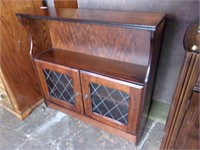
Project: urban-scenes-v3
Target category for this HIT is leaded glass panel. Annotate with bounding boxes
[90,82,129,125]
[43,69,75,105]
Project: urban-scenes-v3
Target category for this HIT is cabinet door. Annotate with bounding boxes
[80,71,143,133]
[35,60,84,114]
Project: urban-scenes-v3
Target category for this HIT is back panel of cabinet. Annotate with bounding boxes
[48,21,151,66]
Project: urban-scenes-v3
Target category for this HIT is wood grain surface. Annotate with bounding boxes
[18,8,165,143]
[48,21,151,66]
[161,53,200,149]
[16,8,165,30]
[0,0,43,115]
[35,48,147,85]
[54,0,78,8]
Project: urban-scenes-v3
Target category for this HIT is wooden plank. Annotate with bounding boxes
[16,8,165,30]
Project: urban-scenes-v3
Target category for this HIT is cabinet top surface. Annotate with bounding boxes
[16,8,165,30]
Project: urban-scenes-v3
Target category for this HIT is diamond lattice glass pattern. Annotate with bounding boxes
[43,69,76,105]
[90,83,130,125]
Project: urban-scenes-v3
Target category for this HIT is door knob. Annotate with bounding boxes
[84,94,89,100]
[75,92,80,97]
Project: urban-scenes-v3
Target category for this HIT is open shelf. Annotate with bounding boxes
[35,48,147,85]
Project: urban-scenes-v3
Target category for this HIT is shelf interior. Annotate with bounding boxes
[35,48,147,85]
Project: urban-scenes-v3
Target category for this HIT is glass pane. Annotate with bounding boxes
[43,69,75,105]
[90,82,129,125]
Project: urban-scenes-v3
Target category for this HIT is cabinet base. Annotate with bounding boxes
[46,100,137,144]
[0,99,43,120]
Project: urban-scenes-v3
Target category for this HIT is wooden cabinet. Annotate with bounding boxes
[0,0,78,120]
[0,0,44,120]
[161,64,199,149]
[35,60,143,134]
[161,23,199,149]
[17,8,165,144]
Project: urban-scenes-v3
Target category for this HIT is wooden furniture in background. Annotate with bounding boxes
[44,0,78,8]
[54,0,78,8]
[0,0,78,120]
[0,0,44,119]
[17,8,165,144]
[161,23,199,149]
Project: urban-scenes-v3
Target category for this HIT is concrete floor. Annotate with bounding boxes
[0,104,165,150]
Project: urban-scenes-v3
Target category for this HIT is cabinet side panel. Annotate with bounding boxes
[0,1,43,113]
[137,20,165,143]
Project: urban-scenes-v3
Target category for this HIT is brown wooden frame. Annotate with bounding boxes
[80,71,143,133]
[34,59,84,114]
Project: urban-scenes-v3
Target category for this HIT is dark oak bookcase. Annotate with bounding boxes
[17,8,165,144]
